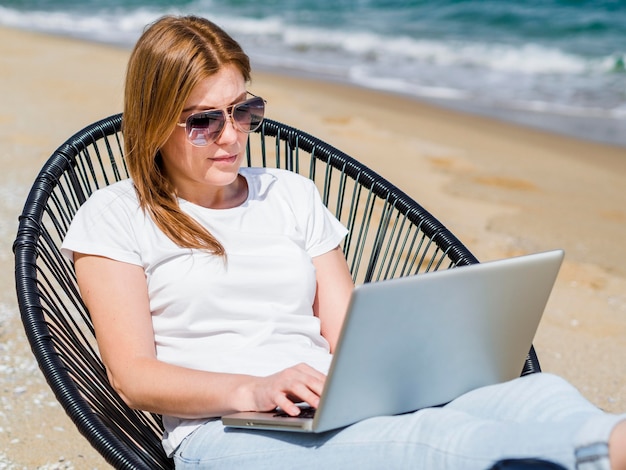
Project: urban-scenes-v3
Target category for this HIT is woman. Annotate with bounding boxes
[61,15,626,469]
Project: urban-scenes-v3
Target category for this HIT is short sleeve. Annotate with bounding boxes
[60,181,144,266]
[302,180,349,258]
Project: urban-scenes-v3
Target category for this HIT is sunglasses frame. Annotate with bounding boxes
[176,92,266,147]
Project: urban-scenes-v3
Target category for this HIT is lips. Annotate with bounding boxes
[210,154,237,163]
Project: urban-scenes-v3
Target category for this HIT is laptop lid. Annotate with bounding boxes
[222,249,564,433]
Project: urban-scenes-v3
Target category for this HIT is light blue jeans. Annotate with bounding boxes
[173,373,625,469]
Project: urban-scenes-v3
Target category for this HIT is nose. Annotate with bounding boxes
[214,113,239,145]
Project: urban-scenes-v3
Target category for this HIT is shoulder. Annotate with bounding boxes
[62,179,147,265]
[79,179,140,217]
[86,178,137,203]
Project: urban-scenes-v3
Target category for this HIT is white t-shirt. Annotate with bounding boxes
[61,167,348,455]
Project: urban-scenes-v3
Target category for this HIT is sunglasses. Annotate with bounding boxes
[176,93,266,146]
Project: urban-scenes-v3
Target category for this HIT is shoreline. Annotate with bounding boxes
[253,63,626,151]
[4,21,626,149]
[1,26,625,468]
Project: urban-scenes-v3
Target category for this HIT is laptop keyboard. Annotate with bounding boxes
[273,406,316,419]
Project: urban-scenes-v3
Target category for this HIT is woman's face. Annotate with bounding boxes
[159,65,249,206]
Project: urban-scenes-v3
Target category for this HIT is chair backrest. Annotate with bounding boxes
[13,114,540,469]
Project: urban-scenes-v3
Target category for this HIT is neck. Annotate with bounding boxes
[179,174,248,209]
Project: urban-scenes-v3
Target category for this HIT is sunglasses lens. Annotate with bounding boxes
[184,96,266,146]
[186,111,224,146]
[233,97,265,133]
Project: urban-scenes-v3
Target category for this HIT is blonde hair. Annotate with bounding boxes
[123,15,251,255]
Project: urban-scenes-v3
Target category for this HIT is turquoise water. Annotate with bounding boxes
[1,0,625,147]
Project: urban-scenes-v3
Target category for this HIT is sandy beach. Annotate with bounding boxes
[1,26,625,468]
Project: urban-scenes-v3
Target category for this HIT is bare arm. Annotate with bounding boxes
[74,253,325,418]
[312,246,355,352]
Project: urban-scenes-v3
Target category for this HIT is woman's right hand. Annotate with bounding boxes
[247,363,326,416]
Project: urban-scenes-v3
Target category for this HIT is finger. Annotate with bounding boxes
[274,395,301,416]
[287,380,323,409]
[292,363,326,392]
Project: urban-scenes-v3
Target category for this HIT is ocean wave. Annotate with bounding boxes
[1,5,618,77]
[229,20,610,76]
[1,3,624,146]
[0,5,163,44]
[508,99,626,120]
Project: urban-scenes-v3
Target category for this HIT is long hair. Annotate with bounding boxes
[123,15,251,255]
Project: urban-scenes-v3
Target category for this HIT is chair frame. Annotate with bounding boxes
[14,114,541,469]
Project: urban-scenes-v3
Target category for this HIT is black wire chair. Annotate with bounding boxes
[14,114,542,469]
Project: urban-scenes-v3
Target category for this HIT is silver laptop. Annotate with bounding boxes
[222,249,564,433]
